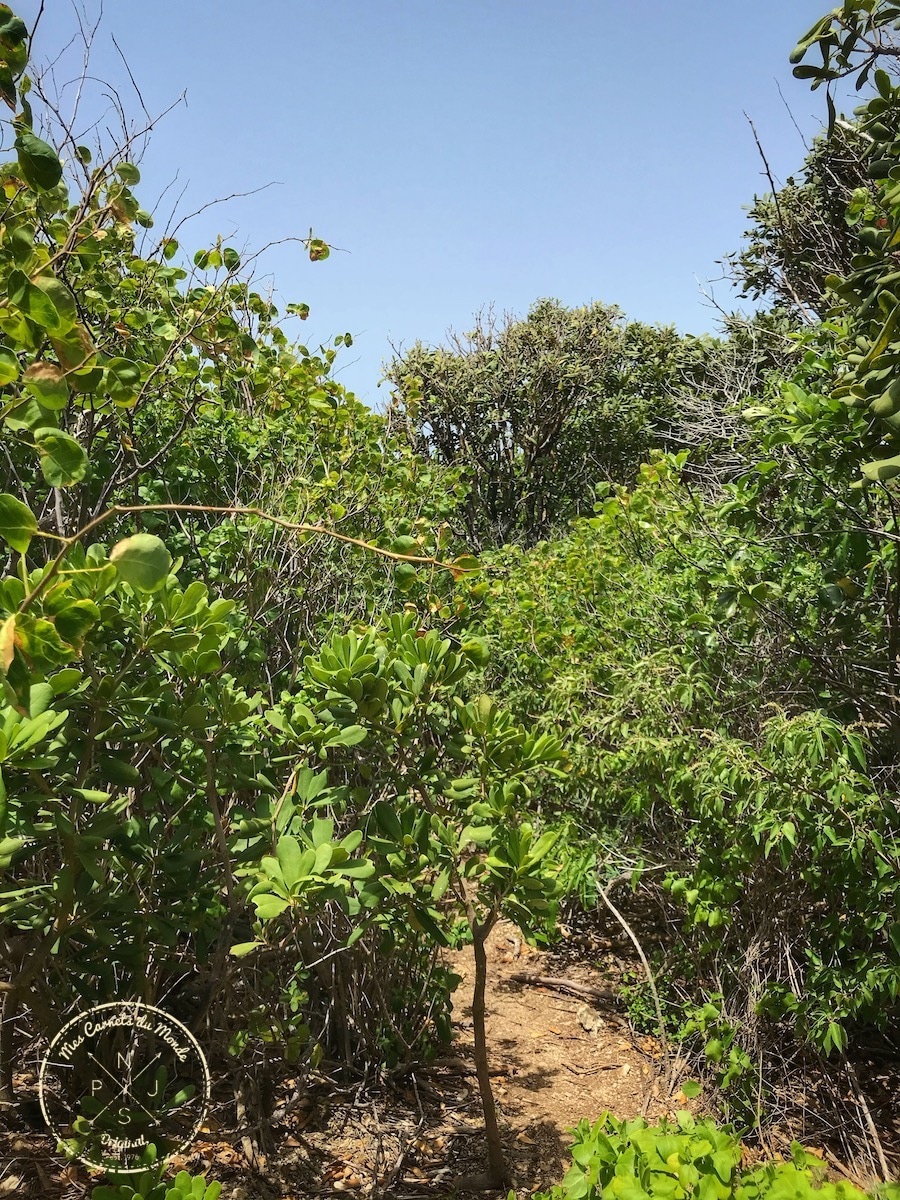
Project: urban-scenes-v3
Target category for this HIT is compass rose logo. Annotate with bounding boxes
[38,1000,210,1174]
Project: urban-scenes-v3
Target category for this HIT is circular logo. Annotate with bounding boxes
[38,1000,210,1174]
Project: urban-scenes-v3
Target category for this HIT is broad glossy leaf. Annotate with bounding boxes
[7,268,59,330]
[109,533,172,592]
[862,454,900,482]
[54,599,100,646]
[276,835,307,889]
[0,492,36,551]
[332,858,376,878]
[326,723,367,748]
[373,800,403,841]
[311,816,333,847]
[50,323,93,370]
[229,941,260,957]
[23,361,67,409]
[15,131,62,190]
[312,842,332,875]
[33,426,88,486]
[0,7,28,46]
[252,892,289,919]
[115,161,140,184]
[106,356,141,405]
[0,347,18,384]
[32,275,77,334]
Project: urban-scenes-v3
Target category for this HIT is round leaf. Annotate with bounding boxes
[109,533,173,592]
[115,161,140,185]
[0,347,17,384]
[15,131,62,190]
[33,426,88,486]
[0,492,36,552]
[23,361,68,409]
[105,356,141,406]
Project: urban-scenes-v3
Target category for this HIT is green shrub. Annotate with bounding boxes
[533,1114,895,1200]
[91,1167,220,1200]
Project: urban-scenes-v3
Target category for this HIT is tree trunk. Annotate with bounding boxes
[0,987,18,1106]
[469,912,509,1189]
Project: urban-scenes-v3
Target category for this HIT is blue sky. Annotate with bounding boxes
[24,2,837,406]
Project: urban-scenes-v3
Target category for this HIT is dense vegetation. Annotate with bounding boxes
[0,1,899,1197]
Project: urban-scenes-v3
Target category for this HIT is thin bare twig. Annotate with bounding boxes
[744,111,817,325]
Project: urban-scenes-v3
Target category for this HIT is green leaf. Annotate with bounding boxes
[0,347,19,384]
[332,859,375,878]
[311,816,333,847]
[407,904,448,944]
[326,724,367,747]
[33,426,88,486]
[23,361,68,409]
[15,131,62,189]
[116,161,140,184]
[394,562,417,590]
[705,1038,724,1063]
[373,801,403,841]
[54,598,99,646]
[32,274,77,334]
[97,756,141,787]
[252,892,289,920]
[276,835,306,888]
[7,268,59,330]
[106,357,141,406]
[312,842,332,875]
[0,8,28,47]
[460,824,494,846]
[862,454,900,482]
[0,492,36,552]
[229,941,260,957]
[3,394,53,431]
[460,637,489,666]
[681,1080,702,1099]
[451,554,480,577]
[711,1150,733,1183]
[792,64,824,80]
[109,533,173,592]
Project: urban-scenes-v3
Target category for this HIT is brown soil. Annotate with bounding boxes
[0,918,676,1199]
[441,918,672,1181]
[4,913,895,1198]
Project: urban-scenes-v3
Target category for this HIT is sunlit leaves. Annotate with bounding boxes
[14,131,61,189]
[109,533,172,592]
[23,361,67,409]
[0,491,35,551]
[115,161,139,185]
[105,356,141,406]
[0,347,19,385]
[7,269,59,330]
[861,453,900,482]
[33,426,87,486]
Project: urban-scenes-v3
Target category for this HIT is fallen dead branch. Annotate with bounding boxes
[507,973,618,1003]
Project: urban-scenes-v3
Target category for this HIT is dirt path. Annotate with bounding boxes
[2,918,674,1198]
[440,918,671,1192]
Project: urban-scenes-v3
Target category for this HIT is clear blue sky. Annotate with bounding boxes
[24,1,837,406]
